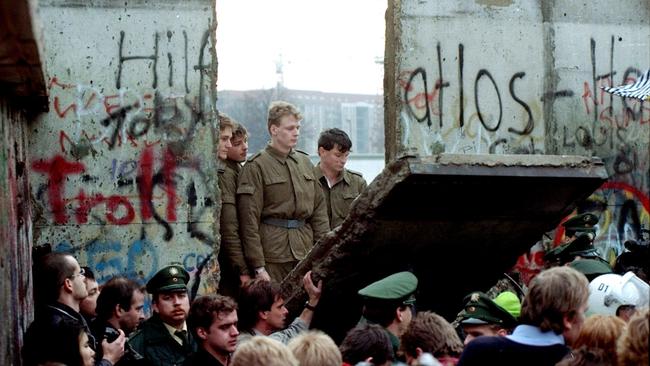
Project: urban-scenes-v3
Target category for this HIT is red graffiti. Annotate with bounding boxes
[31,155,85,224]
[33,150,178,225]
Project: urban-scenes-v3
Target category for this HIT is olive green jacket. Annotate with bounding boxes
[236,145,330,268]
[313,163,367,228]
[218,159,248,275]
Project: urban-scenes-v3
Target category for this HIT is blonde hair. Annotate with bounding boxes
[231,336,299,366]
[267,101,302,133]
[574,315,626,363]
[617,307,649,366]
[520,266,589,334]
[218,111,234,132]
[287,330,342,366]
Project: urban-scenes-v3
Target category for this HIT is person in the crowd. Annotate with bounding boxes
[457,291,519,346]
[400,311,463,366]
[230,336,299,366]
[237,270,322,344]
[287,330,342,366]
[587,271,649,321]
[616,307,649,366]
[184,295,239,366]
[457,266,590,366]
[570,314,625,365]
[340,324,394,366]
[358,271,418,359]
[90,276,146,364]
[237,101,330,282]
[129,265,197,365]
[614,237,649,282]
[23,252,125,366]
[80,266,100,324]
[555,347,610,366]
[40,319,96,366]
[218,116,251,298]
[314,128,367,228]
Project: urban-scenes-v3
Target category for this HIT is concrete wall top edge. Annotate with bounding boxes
[40,0,210,10]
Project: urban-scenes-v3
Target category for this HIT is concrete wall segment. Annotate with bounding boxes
[30,0,221,297]
[386,0,649,277]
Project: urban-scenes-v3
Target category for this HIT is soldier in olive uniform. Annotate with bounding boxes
[458,291,519,346]
[129,265,197,365]
[237,101,330,282]
[357,271,418,361]
[314,128,367,228]
[216,114,250,297]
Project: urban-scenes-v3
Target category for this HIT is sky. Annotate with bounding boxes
[216,0,386,95]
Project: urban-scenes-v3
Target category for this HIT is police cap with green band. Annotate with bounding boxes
[460,291,518,328]
[146,265,190,294]
[562,212,599,234]
[358,271,418,304]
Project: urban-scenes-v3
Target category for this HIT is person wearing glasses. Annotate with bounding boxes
[357,271,419,362]
[22,252,125,366]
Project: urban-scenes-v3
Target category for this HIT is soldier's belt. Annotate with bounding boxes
[262,218,306,229]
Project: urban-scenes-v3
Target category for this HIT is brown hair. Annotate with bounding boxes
[340,324,393,365]
[238,279,282,332]
[267,101,302,133]
[617,307,649,366]
[231,336,298,366]
[400,311,463,359]
[520,266,589,334]
[232,123,248,140]
[187,295,238,337]
[287,330,341,366]
[574,315,625,364]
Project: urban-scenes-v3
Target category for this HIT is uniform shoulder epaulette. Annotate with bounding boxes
[294,149,310,156]
[347,169,364,177]
[247,151,263,162]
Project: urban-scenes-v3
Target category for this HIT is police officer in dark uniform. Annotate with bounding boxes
[357,271,418,361]
[129,265,197,365]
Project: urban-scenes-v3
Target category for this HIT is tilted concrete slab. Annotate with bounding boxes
[282,154,608,342]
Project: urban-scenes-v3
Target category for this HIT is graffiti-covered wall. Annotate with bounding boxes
[385,0,649,277]
[30,0,221,294]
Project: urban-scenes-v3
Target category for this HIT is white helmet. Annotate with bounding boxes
[587,272,650,316]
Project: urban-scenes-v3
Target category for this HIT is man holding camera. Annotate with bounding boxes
[129,265,197,365]
[91,276,146,364]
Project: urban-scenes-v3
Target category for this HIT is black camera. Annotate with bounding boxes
[104,326,120,343]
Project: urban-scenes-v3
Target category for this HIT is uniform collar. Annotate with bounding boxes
[315,162,348,186]
[506,324,565,346]
[225,158,242,171]
[265,144,297,163]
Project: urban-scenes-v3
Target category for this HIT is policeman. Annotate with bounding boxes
[237,101,330,282]
[314,128,367,228]
[562,212,599,241]
[129,265,197,365]
[358,271,418,360]
[458,291,519,346]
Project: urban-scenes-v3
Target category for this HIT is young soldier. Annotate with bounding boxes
[457,291,519,346]
[314,128,367,228]
[237,101,329,282]
[216,114,250,297]
[129,265,197,365]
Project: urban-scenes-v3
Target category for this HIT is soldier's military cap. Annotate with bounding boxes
[545,232,597,264]
[146,265,190,294]
[460,291,518,328]
[358,271,418,304]
[562,213,599,234]
[569,258,612,281]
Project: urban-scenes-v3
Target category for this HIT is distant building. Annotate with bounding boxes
[217,87,384,155]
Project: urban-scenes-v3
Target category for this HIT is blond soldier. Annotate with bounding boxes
[314,128,367,228]
[237,101,329,282]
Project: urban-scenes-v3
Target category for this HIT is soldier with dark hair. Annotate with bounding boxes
[314,128,367,228]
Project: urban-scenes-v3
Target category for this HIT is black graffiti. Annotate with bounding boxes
[507,72,534,136]
[117,31,159,89]
[186,181,215,246]
[475,69,502,132]
[405,67,433,127]
[458,44,464,128]
[100,104,137,149]
[619,200,642,242]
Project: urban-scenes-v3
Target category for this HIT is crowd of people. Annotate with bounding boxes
[22,101,649,366]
